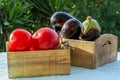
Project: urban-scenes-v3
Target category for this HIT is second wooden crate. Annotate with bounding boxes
[63,34,118,69]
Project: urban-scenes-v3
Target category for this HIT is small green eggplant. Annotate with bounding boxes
[81,16,101,41]
[60,19,82,39]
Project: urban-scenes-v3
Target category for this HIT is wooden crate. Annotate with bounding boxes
[63,34,118,69]
[6,49,70,78]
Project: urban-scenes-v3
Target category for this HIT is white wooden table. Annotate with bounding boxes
[0,52,120,80]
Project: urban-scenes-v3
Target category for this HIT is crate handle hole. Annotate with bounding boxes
[102,40,111,47]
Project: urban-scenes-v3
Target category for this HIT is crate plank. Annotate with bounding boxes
[7,49,70,78]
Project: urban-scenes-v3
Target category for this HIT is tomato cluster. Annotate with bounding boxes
[8,27,60,51]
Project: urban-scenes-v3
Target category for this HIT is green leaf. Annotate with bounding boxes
[3,19,10,26]
[0,24,3,34]
[13,20,24,25]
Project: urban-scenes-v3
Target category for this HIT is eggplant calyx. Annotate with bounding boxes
[82,16,101,35]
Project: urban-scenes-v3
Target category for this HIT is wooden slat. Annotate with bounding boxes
[63,39,95,68]
[7,49,70,78]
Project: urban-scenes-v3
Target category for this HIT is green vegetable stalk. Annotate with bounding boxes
[81,16,101,41]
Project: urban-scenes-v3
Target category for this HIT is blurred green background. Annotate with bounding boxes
[0,0,120,52]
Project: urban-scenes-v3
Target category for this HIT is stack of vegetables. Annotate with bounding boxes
[51,12,101,41]
[8,11,101,51]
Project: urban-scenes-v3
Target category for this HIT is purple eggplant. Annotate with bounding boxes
[50,12,74,34]
[81,16,101,41]
[60,19,82,39]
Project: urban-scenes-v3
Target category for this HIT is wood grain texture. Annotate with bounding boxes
[95,34,118,67]
[63,39,96,68]
[63,34,118,69]
[7,49,70,78]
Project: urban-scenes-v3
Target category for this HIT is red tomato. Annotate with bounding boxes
[32,27,60,50]
[8,29,32,51]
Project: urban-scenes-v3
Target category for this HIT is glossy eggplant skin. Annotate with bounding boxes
[81,29,100,41]
[60,19,82,39]
[50,12,73,34]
